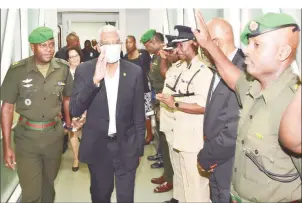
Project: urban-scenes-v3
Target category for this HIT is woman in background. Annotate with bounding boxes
[65,46,85,171]
[124,35,154,145]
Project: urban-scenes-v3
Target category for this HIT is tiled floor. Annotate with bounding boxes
[54,143,172,202]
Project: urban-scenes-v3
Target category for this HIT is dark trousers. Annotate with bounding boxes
[159,131,174,184]
[209,158,234,203]
[14,122,64,203]
[88,141,137,203]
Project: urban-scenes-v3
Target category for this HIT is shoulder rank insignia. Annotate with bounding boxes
[11,58,27,68]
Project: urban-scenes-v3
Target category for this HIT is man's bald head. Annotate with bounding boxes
[244,25,300,82]
[207,18,236,55]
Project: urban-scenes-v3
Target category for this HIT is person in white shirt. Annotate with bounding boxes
[70,25,145,203]
[197,18,246,203]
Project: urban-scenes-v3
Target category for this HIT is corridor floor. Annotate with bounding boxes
[54,143,172,202]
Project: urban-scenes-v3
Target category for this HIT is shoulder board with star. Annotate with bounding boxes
[11,58,28,68]
[290,75,301,93]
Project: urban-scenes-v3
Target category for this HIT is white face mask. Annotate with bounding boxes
[104,44,121,63]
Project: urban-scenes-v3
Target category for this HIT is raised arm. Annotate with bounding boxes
[192,10,241,90]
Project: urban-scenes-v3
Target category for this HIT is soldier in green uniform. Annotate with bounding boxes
[1,26,73,202]
[140,29,174,193]
[193,11,301,202]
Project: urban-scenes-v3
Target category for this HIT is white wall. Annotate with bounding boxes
[61,12,118,47]
[125,9,149,49]
[70,22,106,47]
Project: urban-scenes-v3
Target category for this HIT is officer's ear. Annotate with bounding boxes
[30,44,35,52]
[278,45,292,62]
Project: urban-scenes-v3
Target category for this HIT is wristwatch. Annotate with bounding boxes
[174,102,179,108]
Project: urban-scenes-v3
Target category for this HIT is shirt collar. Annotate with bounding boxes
[227,48,238,61]
[105,61,120,79]
[247,67,298,104]
[26,56,60,72]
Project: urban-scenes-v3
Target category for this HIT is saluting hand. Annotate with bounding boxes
[192,10,212,49]
[158,50,168,60]
[93,46,107,84]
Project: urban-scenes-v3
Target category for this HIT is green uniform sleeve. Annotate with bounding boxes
[63,69,74,97]
[1,66,19,104]
[234,71,250,107]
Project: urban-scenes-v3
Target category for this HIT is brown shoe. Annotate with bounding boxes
[154,182,173,193]
[151,176,165,184]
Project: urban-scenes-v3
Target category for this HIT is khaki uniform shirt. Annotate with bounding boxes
[1,56,73,121]
[173,55,213,153]
[160,60,186,144]
[232,67,301,202]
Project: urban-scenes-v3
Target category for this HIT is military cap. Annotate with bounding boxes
[163,35,177,50]
[241,12,300,45]
[28,26,54,44]
[140,29,156,44]
[172,25,196,43]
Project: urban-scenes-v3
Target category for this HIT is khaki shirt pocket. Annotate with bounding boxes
[16,85,37,110]
[51,81,65,107]
[243,132,278,184]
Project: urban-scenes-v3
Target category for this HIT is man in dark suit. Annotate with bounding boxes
[70,25,145,203]
[197,18,246,203]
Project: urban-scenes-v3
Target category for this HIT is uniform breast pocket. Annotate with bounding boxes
[52,81,65,107]
[17,86,37,110]
[243,132,278,184]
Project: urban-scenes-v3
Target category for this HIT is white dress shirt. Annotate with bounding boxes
[70,68,76,80]
[209,48,238,100]
[104,64,120,135]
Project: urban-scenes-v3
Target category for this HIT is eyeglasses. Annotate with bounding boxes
[69,54,79,59]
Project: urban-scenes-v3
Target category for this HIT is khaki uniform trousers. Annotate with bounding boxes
[166,132,210,203]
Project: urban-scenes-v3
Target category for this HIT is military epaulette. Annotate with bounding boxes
[11,58,27,68]
[290,75,301,92]
[54,57,69,66]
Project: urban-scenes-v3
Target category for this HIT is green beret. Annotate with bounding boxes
[240,12,300,45]
[140,29,156,44]
[28,26,54,44]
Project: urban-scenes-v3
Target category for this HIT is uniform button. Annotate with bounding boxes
[255,149,258,154]
[42,115,44,118]
[241,140,244,144]
[249,115,253,119]
[44,81,46,84]
[171,129,173,132]
[234,168,237,172]
[44,98,46,100]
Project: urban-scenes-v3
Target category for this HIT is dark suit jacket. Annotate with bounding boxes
[70,59,146,170]
[198,49,246,171]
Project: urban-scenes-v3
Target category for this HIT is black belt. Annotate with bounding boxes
[106,133,117,140]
